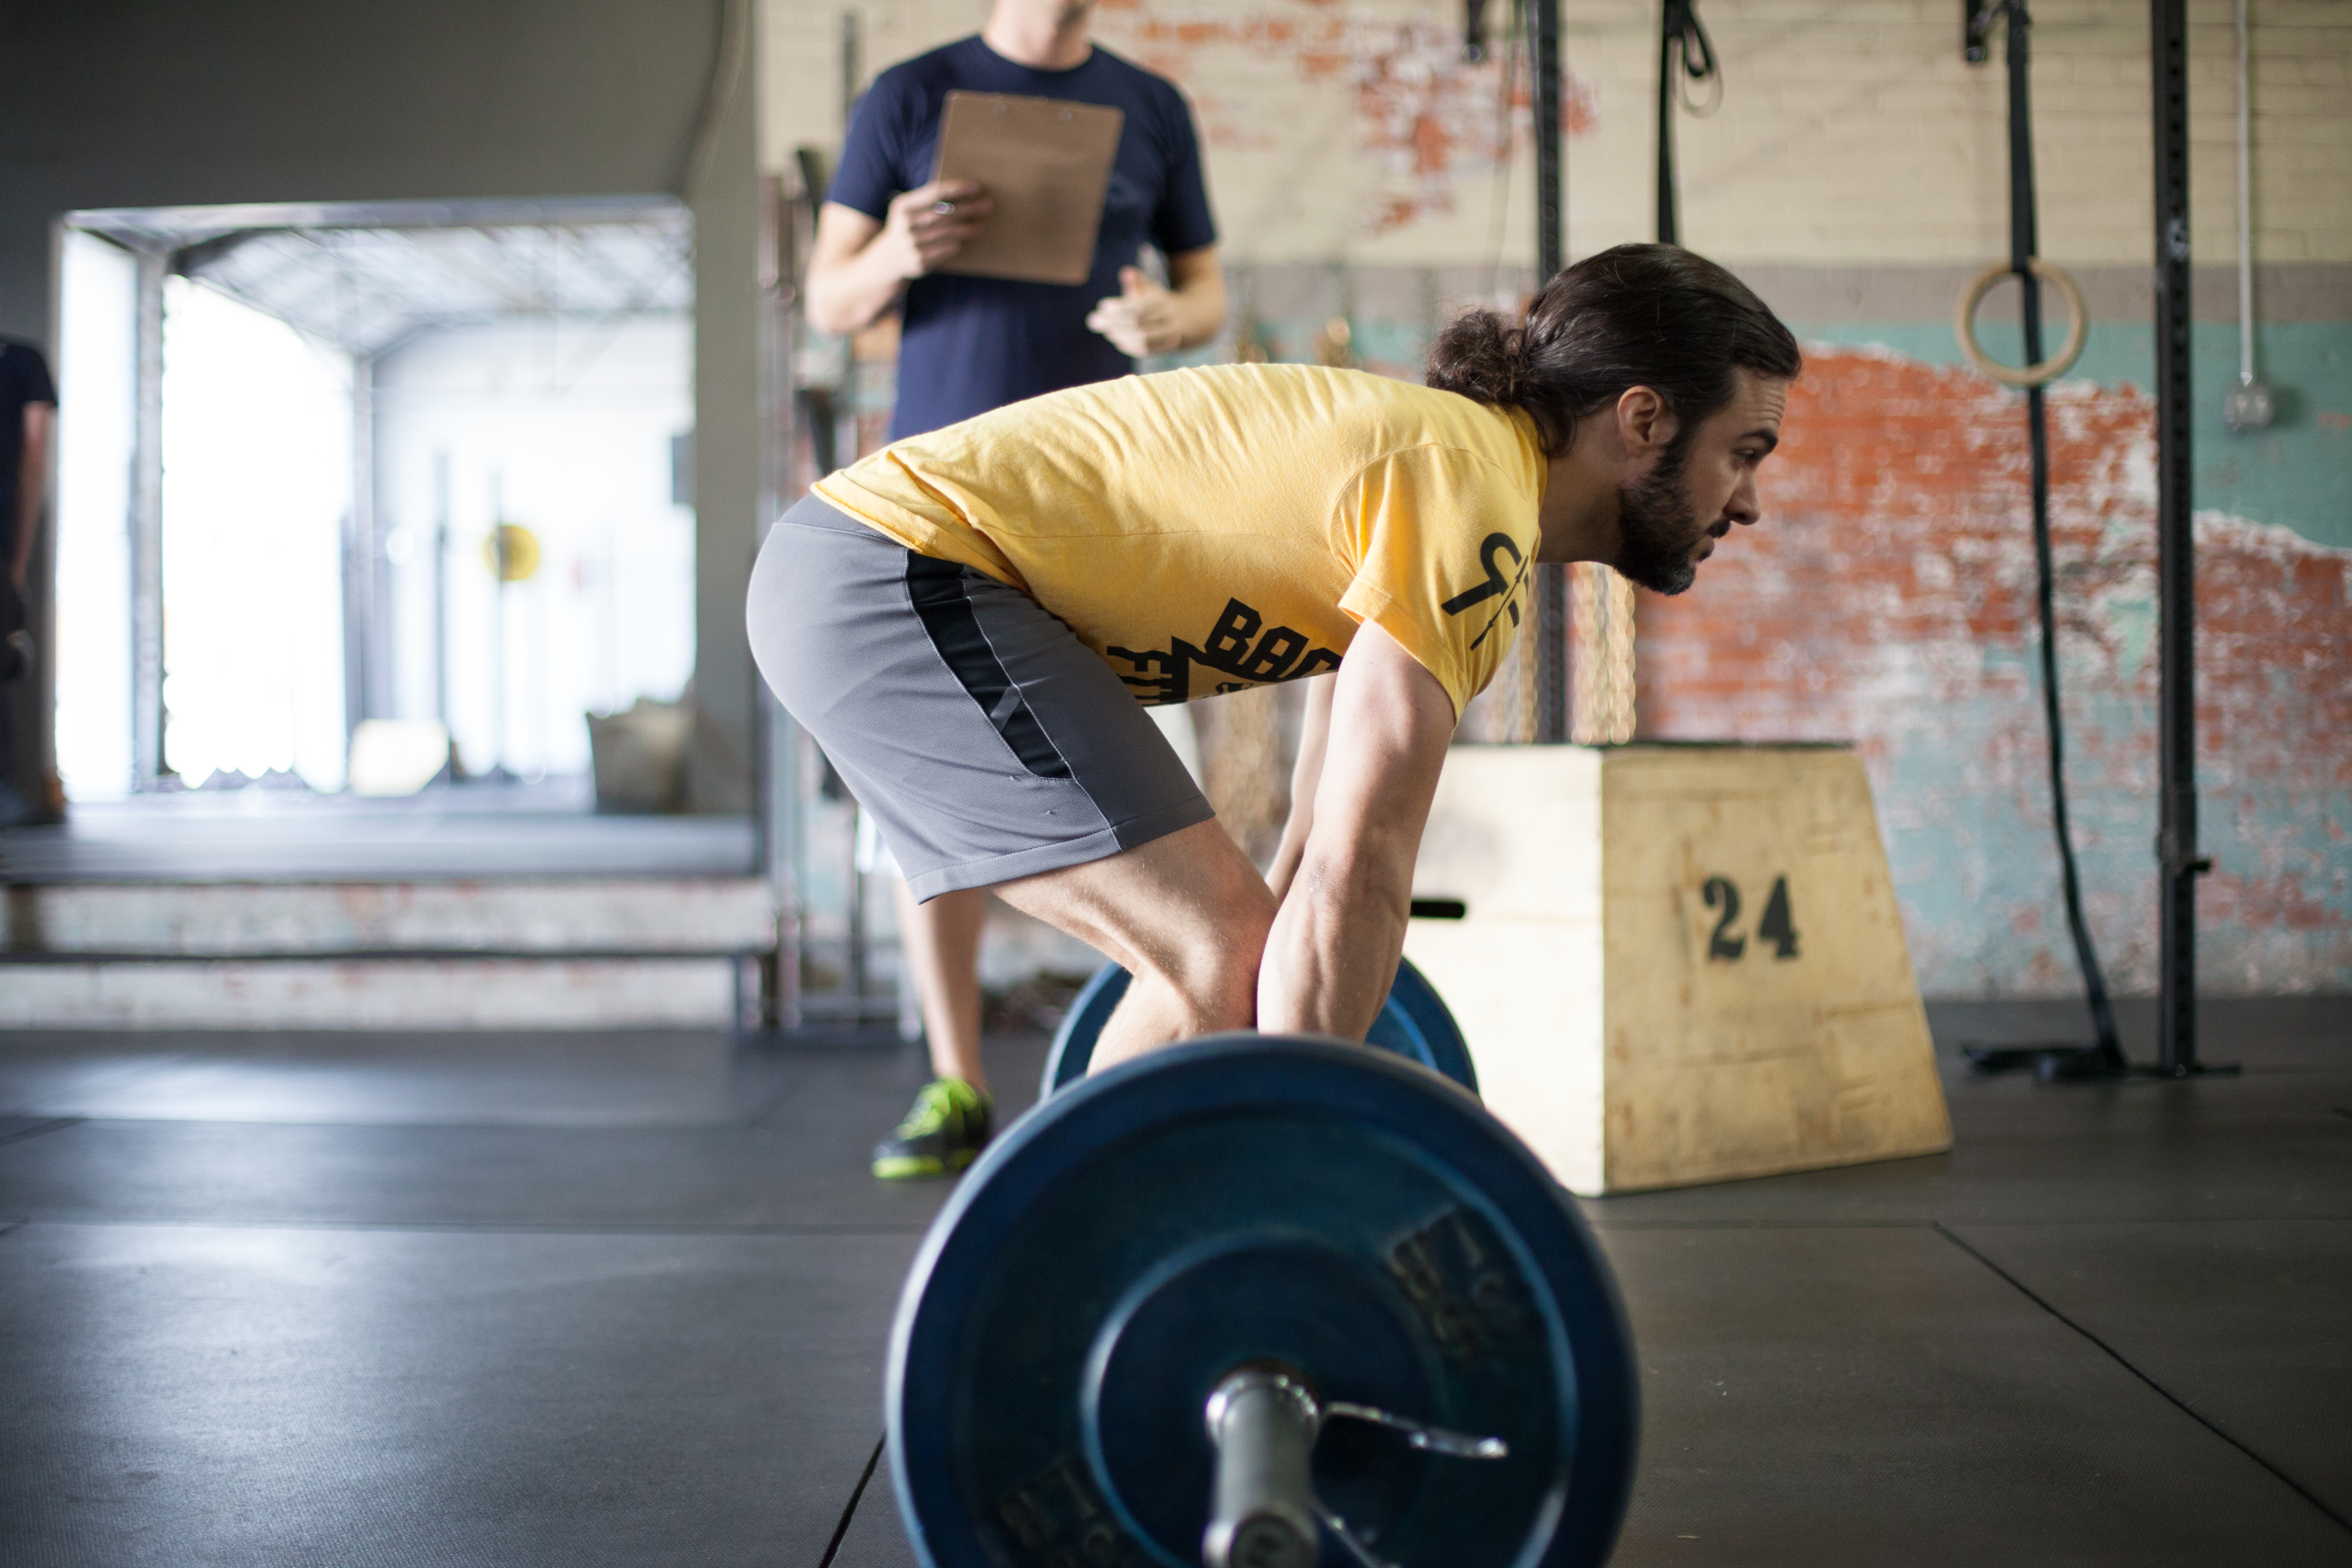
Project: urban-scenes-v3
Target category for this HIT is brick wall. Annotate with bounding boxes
[1636,349,2351,994]
[758,0,2352,994]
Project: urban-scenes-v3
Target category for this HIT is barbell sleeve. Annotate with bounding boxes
[1202,1368,1321,1568]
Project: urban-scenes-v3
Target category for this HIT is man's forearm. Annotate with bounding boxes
[805,245,910,337]
[1265,675,1333,903]
[1168,273,1228,351]
[1256,625,1451,1040]
[13,441,45,586]
[1256,844,1414,1040]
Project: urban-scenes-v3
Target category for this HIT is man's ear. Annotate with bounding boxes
[1614,385,1677,456]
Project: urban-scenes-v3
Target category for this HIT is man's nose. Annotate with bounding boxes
[1726,471,1763,527]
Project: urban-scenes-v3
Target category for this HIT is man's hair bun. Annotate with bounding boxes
[1424,308,1524,406]
[1422,244,1802,457]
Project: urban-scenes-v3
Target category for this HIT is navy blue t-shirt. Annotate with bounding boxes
[0,341,57,562]
[828,37,1217,439]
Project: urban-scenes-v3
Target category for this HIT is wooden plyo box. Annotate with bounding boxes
[1404,744,1952,1195]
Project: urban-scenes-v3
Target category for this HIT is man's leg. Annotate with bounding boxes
[993,818,1277,1072]
[895,881,988,1090]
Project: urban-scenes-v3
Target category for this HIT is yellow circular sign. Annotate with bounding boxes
[483,523,540,583]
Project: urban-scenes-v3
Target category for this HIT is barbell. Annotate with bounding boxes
[888,1034,1640,1568]
[1042,958,1480,1099]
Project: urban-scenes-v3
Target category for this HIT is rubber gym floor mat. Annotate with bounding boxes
[1594,1224,2352,1567]
[1945,1219,2352,1527]
[0,1032,1050,1232]
[1581,1001,2352,1230]
[1582,1069,2352,1228]
[0,1028,808,1128]
[0,1118,964,1230]
[0,1221,915,1568]
[1929,995,2352,1072]
[0,1036,211,1113]
[0,1113,80,1148]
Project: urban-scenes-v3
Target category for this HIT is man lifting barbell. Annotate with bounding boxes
[749,243,1800,1121]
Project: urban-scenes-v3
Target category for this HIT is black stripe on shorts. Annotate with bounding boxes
[904,553,1073,780]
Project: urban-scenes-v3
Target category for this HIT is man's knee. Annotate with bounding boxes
[1134,866,1274,1021]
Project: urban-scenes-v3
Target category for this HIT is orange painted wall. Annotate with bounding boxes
[1636,349,2352,993]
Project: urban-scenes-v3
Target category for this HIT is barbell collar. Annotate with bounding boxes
[1203,1367,1322,1568]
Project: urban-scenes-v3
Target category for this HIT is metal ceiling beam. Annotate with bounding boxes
[67,195,684,248]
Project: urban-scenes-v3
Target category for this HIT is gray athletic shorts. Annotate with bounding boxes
[747,495,1214,900]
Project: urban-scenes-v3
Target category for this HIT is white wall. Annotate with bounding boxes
[53,231,138,802]
[372,316,697,781]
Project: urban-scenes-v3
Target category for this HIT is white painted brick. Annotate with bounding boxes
[760,0,2352,265]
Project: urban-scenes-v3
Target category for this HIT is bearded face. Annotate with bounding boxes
[1610,429,1712,596]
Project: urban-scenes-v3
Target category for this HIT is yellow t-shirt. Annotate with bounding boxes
[812,363,1546,717]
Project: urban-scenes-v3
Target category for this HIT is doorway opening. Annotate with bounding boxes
[45,198,736,877]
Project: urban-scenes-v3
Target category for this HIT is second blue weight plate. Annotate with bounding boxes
[1040,957,1479,1099]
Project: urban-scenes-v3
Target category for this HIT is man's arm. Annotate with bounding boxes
[802,185,993,337]
[1084,245,1227,357]
[1265,672,1334,902]
[12,401,52,590]
[1257,623,1455,1040]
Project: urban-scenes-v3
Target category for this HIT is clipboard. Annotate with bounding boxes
[932,90,1124,287]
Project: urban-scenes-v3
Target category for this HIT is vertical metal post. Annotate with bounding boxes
[1531,0,1570,744]
[1656,4,1679,245]
[754,173,804,1031]
[1532,0,1562,285]
[345,353,375,739]
[432,449,451,731]
[128,247,167,789]
[2151,0,2200,1072]
[487,472,509,780]
[841,10,863,129]
[776,696,814,1034]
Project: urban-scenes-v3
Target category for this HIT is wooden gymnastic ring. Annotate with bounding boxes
[1954,259,2089,388]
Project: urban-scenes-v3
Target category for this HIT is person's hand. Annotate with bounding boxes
[1087,266,1187,356]
[877,180,991,280]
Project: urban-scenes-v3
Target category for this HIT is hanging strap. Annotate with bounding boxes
[1655,1,1718,245]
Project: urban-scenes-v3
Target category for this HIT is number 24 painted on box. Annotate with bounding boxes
[1702,875,1799,962]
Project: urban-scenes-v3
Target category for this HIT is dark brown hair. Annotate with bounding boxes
[1426,243,1801,456]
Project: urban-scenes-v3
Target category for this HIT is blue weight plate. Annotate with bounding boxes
[1387,957,1479,1097]
[1041,959,1477,1098]
[892,1036,1638,1568]
[1039,962,1133,1094]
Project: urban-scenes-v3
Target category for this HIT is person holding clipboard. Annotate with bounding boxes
[804,0,1225,1181]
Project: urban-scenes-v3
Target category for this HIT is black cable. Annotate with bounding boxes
[2026,382,2125,1067]
[1968,2,2124,1076]
[2008,2,2122,1068]
[1656,0,1719,245]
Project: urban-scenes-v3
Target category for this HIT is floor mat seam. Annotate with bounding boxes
[1932,1220,2352,1536]
[818,1434,887,1568]
[0,1116,85,1148]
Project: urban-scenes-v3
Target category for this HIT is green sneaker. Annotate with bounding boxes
[872,1078,993,1180]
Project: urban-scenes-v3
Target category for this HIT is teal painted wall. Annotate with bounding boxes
[1796,320,2352,551]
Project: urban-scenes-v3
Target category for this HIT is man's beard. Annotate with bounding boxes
[1611,436,1707,596]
